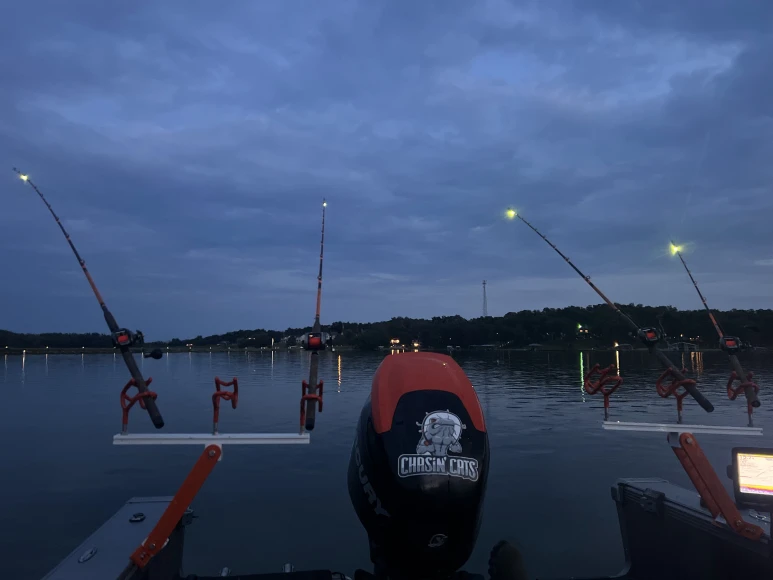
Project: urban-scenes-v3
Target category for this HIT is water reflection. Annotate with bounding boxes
[45,353,49,376]
[338,354,342,392]
[615,349,621,374]
[690,351,704,375]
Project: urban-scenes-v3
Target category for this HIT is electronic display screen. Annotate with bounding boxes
[736,451,773,497]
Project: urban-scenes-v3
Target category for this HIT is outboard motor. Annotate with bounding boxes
[348,352,490,580]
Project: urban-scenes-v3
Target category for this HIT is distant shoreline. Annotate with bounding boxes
[1,346,730,356]
[2,345,355,355]
[4,304,770,353]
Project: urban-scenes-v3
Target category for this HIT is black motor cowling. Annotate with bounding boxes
[348,352,490,580]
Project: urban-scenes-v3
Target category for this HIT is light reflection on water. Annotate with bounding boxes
[1,349,772,579]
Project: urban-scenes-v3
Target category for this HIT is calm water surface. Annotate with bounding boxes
[2,349,773,579]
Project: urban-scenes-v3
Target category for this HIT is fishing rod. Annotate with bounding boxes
[508,209,714,413]
[669,242,760,421]
[300,198,327,432]
[13,168,164,429]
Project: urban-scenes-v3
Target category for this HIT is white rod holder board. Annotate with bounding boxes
[113,432,311,446]
[602,421,763,436]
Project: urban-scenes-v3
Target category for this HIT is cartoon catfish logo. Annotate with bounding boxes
[416,410,465,456]
[398,410,479,481]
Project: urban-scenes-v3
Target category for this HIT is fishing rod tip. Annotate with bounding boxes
[669,242,682,256]
[322,200,327,207]
[505,208,516,219]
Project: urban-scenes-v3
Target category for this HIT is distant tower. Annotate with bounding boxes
[482,280,488,317]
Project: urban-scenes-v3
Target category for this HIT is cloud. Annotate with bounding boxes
[0,0,771,338]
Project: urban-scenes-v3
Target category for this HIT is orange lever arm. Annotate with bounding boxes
[669,432,764,541]
[129,444,222,568]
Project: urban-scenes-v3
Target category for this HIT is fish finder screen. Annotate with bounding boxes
[737,452,773,496]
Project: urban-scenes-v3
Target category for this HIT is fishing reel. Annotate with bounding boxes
[112,328,157,354]
[720,336,743,354]
[634,327,661,345]
[112,328,139,348]
[303,332,327,352]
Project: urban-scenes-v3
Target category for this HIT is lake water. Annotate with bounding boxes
[2,349,772,579]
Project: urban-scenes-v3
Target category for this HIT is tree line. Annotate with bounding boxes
[2,304,771,350]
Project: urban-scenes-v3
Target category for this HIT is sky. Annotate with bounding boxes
[1,0,772,339]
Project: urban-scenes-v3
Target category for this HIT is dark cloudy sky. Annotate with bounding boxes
[2,1,772,339]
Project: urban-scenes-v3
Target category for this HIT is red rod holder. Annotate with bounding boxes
[669,432,764,541]
[656,367,694,424]
[727,371,759,427]
[584,363,622,420]
[212,377,239,435]
[300,379,324,431]
[120,377,157,435]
